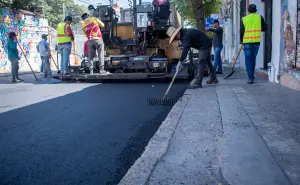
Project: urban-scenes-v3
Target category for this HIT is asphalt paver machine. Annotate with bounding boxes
[53,0,196,81]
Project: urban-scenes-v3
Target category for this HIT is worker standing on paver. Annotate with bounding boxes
[241,4,265,84]
[56,16,74,75]
[207,19,223,74]
[81,13,108,74]
[37,34,52,78]
[167,26,218,89]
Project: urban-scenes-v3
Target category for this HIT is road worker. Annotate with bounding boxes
[81,13,108,74]
[56,16,74,75]
[240,4,265,84]
[167,26,218,89]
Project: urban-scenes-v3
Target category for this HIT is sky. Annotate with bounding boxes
[74,0,130,9]
[74,0,152,9]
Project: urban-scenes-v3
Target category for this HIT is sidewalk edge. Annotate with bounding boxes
[118,90,190,185]
[0,72,41,77]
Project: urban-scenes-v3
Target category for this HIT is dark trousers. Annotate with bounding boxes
[196,47,217,84]
[243,43,260,80]
[9,58,19,77]
[88,39,104,70]
[41,56,52,77]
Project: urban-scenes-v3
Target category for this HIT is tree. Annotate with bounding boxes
[0,0,45,11]
[0,0,87,28]
[171,0,222,31]
[44,0,87,27]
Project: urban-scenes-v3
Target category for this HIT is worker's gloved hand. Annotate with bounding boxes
[176,61,183,72]
[178,41,183,47]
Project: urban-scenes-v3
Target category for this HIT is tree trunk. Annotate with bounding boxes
[191,0,205,31]
[197,0,205,31]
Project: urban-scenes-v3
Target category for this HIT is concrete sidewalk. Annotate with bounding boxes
[120,69,300,185]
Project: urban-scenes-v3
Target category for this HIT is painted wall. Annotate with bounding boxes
[0,8,49,73]
[272,0,299,81]
[270,0,300,89]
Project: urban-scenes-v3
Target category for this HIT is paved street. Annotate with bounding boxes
[0,74,188,185]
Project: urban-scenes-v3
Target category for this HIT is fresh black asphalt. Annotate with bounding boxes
[0,81,188,185]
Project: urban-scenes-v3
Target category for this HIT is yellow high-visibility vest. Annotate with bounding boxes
[242,14,262,43]
[56,22,72,44]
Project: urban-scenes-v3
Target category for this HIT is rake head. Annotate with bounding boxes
[223,70,235,80]
[147,98,179,106]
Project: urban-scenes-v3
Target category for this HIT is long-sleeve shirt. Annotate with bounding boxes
[179,28,212,61]
[6,39,19,59]
[37,39,50,56]
[67,26,75,41]
[209,26,223,47]
[240,14,266,44]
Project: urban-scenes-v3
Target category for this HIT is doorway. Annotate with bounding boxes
[264,0,272,69]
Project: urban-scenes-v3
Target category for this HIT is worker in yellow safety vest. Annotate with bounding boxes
[56,16,74,75]
[240,4,265,84]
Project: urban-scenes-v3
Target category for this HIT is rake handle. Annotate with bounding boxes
[50,55,59,70]
[232,45,244,71]
[17,41,39,81]
[163,69,179,100]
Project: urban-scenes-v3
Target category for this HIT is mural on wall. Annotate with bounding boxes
[280,0,296,71]
[0,8,48,73]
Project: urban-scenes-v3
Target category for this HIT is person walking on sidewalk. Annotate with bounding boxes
[207,19,223,74]
[166,26,218,89]
[56,16,74,75]
[81,13,109,74]
[37,34,52,78]
[6,32,23,83]
[241,4,265,84]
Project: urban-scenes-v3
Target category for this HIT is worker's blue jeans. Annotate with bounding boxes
[243,43,260,80]
[213,46,223,73]
[58,44,72,73]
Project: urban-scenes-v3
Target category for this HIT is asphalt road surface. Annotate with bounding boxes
[0,78,188,185]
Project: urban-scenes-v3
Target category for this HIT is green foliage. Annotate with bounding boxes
[171,0,222,29]
[44,0,87,27]
[0,0,87,27]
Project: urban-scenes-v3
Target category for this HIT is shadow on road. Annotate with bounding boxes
[0,82,188,185]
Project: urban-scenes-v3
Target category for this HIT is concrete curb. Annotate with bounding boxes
[118,90,191,185]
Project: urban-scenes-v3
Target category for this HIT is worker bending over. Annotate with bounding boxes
[240,4,265,84]
[167,26,218,89]
[81,13,108,74]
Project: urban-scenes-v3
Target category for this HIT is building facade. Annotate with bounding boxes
[221,0,300,90]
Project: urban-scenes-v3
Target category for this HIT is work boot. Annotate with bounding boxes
[99,69,110,75]
[188,80,202,89]
[247,79,254,84]
[12,75,17,83]
[16,74,24,82]
[206,78,219,84]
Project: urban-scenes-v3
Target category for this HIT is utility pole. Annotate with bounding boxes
[63,3,66,18]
